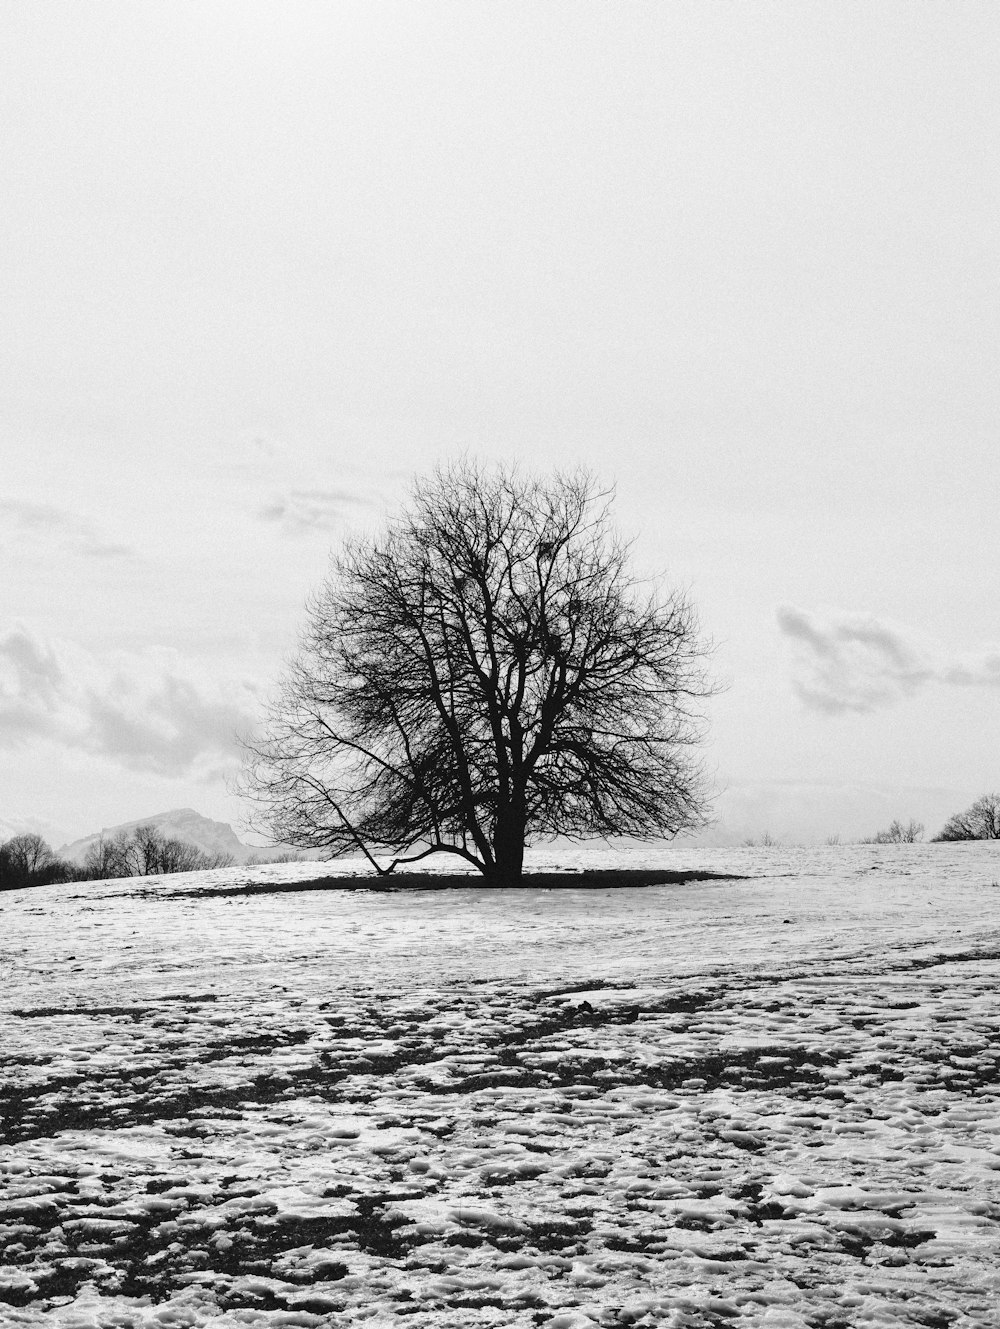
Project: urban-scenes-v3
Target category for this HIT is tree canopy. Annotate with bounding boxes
[933,793,1000,841]
[241,461,715,883]
[0,833,62,890]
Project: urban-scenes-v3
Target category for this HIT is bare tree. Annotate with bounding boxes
[132,823,164,875]
[82,830,135,879]
[83,835,121,879]
[861,818,924,845]
[241,461,716,884]
[82,826,234,878]
[933,793,1000,841]
[156,834,234,873]
[156,835,198,873]
[110,829,142,877]
[3,833,55,876]
[1,834,72,889]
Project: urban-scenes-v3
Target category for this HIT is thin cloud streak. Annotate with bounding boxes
[777,606,1000,714]
[0,498,134,559]
[0,627,258,780]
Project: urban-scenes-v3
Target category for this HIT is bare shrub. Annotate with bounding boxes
[860,818,924,845]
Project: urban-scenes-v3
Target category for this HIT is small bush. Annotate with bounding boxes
[859,818,923,845]
[244,850,305,865]
[741,831,780,848]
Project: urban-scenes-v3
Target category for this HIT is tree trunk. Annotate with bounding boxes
[490,809,525,886]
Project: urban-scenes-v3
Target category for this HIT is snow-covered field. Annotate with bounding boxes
[2,842,1000,1328]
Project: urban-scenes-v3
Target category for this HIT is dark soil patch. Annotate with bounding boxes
[162,868,747,899]
[11,995,219,1019]
[902,948,1000,971]
[0,1190,413,1307]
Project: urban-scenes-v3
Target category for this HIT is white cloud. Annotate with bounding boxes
[777,605,1000,713]
[0,809,68,846]
[0,627,259,780]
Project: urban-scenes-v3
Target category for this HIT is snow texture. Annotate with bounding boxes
[2,842,999,1327]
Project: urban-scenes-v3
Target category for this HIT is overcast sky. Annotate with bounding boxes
[2,2,997,847]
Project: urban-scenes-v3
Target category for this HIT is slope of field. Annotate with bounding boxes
[2,843,999,1327]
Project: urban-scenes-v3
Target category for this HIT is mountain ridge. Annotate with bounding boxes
[57,808,303,866]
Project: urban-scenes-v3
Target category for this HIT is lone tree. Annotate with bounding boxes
[241,462,715,884]
[933,793,1000,841]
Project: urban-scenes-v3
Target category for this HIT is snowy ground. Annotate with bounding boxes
[2,842,1000,1328]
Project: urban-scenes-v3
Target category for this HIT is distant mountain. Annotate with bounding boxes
[57,808,302,867]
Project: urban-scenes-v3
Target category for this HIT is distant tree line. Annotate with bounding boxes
[743,794,1000,849]
[856,794,1000,846]
[0,824,233,892]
